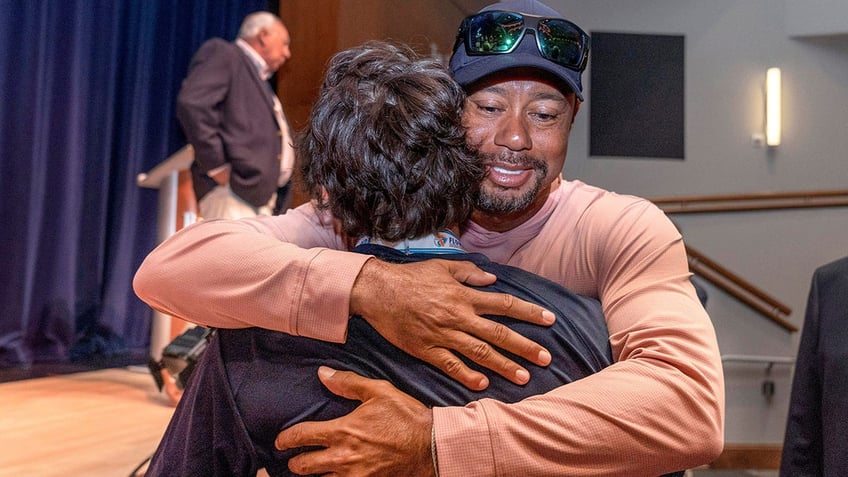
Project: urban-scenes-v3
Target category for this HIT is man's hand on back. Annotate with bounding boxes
[351,258,555,390]
[276,367,435,477]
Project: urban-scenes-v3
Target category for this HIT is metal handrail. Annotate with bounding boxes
[644,189,845,332]
[721,354,794,365]
[687,245,796,332]
[651,188,848,214]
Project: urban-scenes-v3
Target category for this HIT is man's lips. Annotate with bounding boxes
[486,164,534,188]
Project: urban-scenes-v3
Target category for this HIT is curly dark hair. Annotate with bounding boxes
[299,41,483,242]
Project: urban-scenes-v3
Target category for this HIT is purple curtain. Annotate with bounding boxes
[0,0,269,367]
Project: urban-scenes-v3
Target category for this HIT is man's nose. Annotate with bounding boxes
[494,114,532,151]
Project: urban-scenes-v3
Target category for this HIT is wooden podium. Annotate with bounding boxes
[136,145,198,361]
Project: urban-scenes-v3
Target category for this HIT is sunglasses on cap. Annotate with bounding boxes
[454,10,590,72]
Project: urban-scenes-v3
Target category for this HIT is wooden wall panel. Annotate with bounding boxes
[276,0,340,206]
[273,0,488,207]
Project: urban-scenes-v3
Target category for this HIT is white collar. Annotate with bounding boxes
[356,230,464,255]
[235,38,272,80]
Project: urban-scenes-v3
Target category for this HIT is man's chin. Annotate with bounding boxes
[477,185,537,215]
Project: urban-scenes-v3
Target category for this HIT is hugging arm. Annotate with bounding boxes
[280,202,722,477]
[134,205,553,388]
[430,202,724,476]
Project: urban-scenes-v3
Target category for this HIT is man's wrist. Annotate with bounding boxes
[349,257,385,317]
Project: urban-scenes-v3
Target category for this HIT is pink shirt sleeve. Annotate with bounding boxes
[433,186,724,476]
[133,204,371,342]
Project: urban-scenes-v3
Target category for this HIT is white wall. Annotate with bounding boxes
[549,0,848,445]
[786,0,848,36]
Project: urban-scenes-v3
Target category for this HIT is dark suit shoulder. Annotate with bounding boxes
[198,37,232,49]
[815,255,848,284]
[193,37,240,59]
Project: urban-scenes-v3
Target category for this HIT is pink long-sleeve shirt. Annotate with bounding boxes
[134,178,724,476]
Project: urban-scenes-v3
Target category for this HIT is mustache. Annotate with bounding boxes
[479,151,547,171]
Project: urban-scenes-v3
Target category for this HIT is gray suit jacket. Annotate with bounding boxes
[177,38,281,207]
[781,255,848,476]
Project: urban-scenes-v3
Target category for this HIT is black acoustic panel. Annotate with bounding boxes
[589,32,685,159]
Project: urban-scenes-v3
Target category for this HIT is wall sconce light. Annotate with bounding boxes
[765,67,781,146]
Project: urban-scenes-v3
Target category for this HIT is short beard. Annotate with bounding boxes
[476,153,548,215]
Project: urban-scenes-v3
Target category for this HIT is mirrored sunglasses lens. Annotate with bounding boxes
[468,12,525,53]
[537,19,584,67]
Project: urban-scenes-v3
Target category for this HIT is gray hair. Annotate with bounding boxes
[238,12,282,40]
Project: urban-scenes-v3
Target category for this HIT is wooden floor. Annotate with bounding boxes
[0,367,175,477]
[0,367,779,477]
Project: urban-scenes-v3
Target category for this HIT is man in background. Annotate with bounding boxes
[177,11,295,219]
[781,255,848,476]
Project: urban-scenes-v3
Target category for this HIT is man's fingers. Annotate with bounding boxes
[316,366,386,402]
[443,330,543,385]
[275,420,331,451]
[420,336,540,388]
[285,448,327,476]
[274,428,348,475]
[276,374,433,476]
[445,260,498,287]
[472,288,556,326]
[445,261,555,326]
[274,368,374,452]
[447,260,557,370]
[475,315,553,367]
[421,348,490,390]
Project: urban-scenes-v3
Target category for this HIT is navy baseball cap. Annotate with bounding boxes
[449,0,587,100]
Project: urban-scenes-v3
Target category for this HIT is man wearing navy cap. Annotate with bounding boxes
[135,0,724,475]
[143,40,616,477]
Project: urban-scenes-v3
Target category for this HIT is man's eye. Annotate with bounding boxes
[478,105,502,113]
